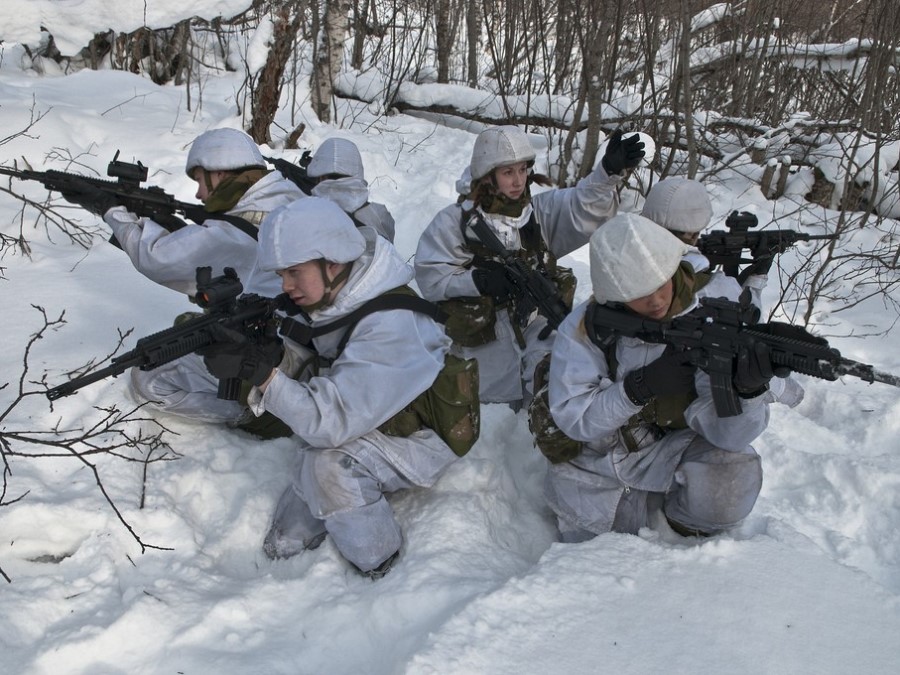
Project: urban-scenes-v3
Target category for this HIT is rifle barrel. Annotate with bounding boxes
[45,356,141,400]
[833,360,900,388]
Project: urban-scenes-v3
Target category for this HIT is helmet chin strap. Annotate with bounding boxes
[297,259,353,312]
[201,169,216,194]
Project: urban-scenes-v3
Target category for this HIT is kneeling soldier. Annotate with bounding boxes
[541,213,801,541]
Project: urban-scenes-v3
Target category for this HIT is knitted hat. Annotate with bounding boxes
[589,213,689,303]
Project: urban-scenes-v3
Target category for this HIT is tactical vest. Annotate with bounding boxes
[270,286,480,456]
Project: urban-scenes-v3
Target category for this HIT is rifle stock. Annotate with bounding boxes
[46,267,282,402]
[264,151,316,195]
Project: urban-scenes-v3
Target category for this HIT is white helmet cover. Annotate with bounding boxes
[641,177,713,234]
[470,125,536,180]
[258,197,366,272]
[590,213,689,304]
[185,128,266,176]
[307,138,365,180]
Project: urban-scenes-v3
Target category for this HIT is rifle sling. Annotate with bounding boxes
[185,207,260,241]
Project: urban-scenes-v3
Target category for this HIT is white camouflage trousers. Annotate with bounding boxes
[545,429,763,540]
[129,353,245,422]
[264,429,457,572]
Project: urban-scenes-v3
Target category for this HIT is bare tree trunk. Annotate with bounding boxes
[249,2,304,145]
[581,26,604,179]
[311,0,350,123]
[350,0,372,70]
[552,0,576,95]
[678,0,698,177]
[466,0,480,87]
[435,0,453,83]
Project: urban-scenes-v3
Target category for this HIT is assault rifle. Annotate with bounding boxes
[46,267,285,402]
[586,294,900,418]
[265,150,316,195]
[698,211,837,284]
[469,212,569,339]
[0,153,259,242]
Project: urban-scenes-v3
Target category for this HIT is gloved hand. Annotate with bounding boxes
[744,254,775,278]
[601,130,646,176]
[734,321,828,397]
[623,349,697,406]
[472,266,516,302]
[738,320,827,390]
[733,341,779,397]
[59,177,119,216]
[745,233,775,276]
[199,323,284,387]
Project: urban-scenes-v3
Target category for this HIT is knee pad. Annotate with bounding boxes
[668,449,762,531]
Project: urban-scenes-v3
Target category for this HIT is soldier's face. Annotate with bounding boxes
[625,279,674,320]
[191,168,226,202]
[278,260,346,308]
[278,260,327,307]
[493,162,528,200]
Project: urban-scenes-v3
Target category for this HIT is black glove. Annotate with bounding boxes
[199,323,284,387]
[59,177,119,216]
[744,233,776,276]
[733,341,778,397]
[472,266,516,302]
[601,130,646,176]
[623,349,697,406]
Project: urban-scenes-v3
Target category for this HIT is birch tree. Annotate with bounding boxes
[311,0,351,123]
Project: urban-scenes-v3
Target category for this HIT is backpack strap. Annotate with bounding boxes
[230,210,267,226]
[584,300,620,377]
[459,206,544,260]
[279,287,447,356]
[181,204,262,241]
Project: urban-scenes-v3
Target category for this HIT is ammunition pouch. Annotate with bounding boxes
[437,296,498,347]
[527,354,583,463]
[379,354,480,457]
[554,265,577,312]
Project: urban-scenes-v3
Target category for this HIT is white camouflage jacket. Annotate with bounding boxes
[312,177,395,243]
[250,228,452,471]
[415,165,623,302]
[103,171,305,296]
[413,163,622,402]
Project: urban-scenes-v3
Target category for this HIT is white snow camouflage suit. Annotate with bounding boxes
[252,226,457,572]
[544,271,804,540]
[114,171,306,422]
